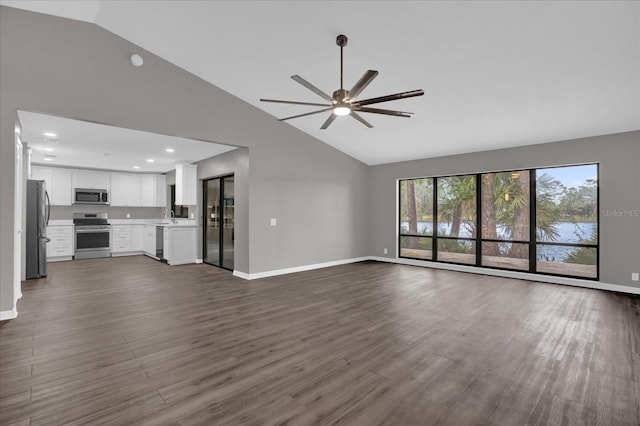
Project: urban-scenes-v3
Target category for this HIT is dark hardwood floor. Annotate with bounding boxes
[1,256,639,425]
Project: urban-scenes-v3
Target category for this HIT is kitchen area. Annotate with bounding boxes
[20,110,237,280]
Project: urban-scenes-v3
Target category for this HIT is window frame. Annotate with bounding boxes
[170,184,189,218]
[398,164,600,281]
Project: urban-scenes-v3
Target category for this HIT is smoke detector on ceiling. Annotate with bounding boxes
[130,54,143,67]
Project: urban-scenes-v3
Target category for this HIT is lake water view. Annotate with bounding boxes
[400,221,597,261]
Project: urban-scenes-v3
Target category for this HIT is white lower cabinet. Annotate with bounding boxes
[143,225,157,257]
[132,225,144,251]
[163,226,197,265]
[111,224,146,255]
[111,225,132,253]
[47,225,73,260]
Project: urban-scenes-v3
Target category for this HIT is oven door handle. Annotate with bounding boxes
[75,229,110,233]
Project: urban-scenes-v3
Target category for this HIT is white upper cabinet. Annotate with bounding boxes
[141,175,167,207]
[155,175,167,208]
[140,175,155,207]
[31,166,72,205]
[175,164,197,206]
[31,166,53,189]
[52,168,72,205]
[110,174,127,206]
[125,174,141,207]
[72,170,111,191]
[32,166,164,208]
[111,173,142,207]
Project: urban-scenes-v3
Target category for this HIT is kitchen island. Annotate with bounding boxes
[110,219,198,265]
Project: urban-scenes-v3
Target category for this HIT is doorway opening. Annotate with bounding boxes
[203,175,234,270]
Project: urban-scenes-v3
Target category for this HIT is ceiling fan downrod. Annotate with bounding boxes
[337,34,348,91]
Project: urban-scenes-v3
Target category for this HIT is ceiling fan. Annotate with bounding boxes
[260,34,424,129]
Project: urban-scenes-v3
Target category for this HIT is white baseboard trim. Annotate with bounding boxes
[48,256,73,262]
[0,308,17,321]
[233,257,370,280]
[231,255,640,295]
[111,251,144,257]
[232,270,250,280]
[368,256,640,295]
[195,259,203,264]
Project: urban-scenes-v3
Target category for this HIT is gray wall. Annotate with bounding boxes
[0,7,369,312]
[368,131,640,288]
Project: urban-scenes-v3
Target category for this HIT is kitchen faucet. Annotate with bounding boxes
[164,209,177,223]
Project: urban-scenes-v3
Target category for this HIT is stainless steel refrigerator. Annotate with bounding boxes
[26,180,50,279]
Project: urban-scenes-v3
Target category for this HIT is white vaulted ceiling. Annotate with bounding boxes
[2,1,639,165]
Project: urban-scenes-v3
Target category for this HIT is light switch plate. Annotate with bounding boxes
[632,273,639,281]
[126,213,130,218]
[270,218,277,226]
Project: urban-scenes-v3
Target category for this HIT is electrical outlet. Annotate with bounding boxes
[383,248,388,254]
[270,218,277,226]
[632,273,639,282]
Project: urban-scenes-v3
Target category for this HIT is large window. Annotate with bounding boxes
[436,175,476,264]
[398,164,598,279]
[399,178,433,259]
[535,165,598,278]
[481,170,530,271]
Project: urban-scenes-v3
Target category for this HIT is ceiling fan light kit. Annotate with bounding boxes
[261,34,424,129]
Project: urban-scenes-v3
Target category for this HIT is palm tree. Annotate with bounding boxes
[481,174,499,255]
[482,171,561,260]
[438,175,476,243]
[534,173,561,242]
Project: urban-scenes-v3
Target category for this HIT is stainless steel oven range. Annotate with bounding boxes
[73,213,111,259]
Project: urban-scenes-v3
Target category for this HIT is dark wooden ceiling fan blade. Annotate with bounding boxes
[353,89,424,107]
[320,114,337,129]
[291,75,333,101]
[354,106,413,118]
[278,108,332,121]
[350,111,373,128]
[260,99,331,107]
[348,70,378,100]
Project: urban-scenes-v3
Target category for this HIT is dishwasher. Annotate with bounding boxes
[156,226,165,261]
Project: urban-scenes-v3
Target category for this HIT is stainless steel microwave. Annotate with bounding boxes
[73,188,109,205]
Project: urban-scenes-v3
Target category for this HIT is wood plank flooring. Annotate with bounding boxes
[1,256,639,425]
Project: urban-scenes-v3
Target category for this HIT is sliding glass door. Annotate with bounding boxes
[203,175,234,270]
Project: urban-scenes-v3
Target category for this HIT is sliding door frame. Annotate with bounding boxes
[202,174,235,271]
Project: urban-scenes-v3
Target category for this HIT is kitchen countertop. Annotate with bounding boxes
[47,219,197,227]
[109,219,197,228]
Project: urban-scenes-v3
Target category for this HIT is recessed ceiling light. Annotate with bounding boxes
[43,132,57,138]
[133,166,140,169]
[146,158,154,163]
[43,147,53,152]
[165,148,175,153]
